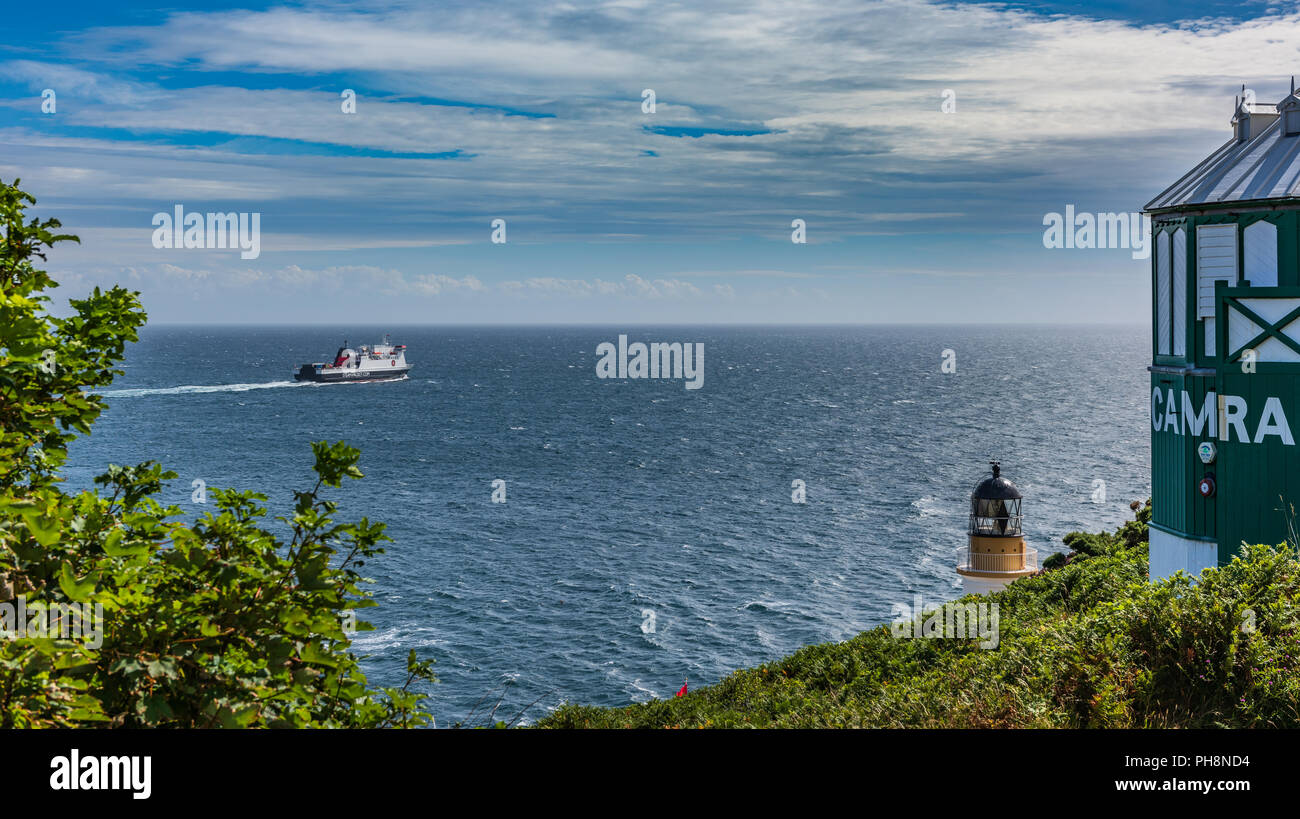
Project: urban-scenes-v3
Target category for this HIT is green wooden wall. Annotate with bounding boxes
[1214,369,1300,560]
[1149,205,1300,564]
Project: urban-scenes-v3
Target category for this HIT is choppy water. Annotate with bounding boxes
[64,324,1149,724]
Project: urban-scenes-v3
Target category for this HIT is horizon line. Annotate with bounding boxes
[138,320,1149,328]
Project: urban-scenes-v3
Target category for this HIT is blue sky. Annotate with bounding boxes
[2,0,1296,323]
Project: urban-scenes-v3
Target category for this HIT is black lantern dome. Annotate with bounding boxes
[969,461,1022,537]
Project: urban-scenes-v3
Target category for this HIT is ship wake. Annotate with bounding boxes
[97,375,408,398]
[96,380,312,398]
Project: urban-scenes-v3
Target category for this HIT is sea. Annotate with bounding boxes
[63,324,1150,725]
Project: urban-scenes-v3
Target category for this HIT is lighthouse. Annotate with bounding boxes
[956,462,1038,593]
[1145,81,1300,581]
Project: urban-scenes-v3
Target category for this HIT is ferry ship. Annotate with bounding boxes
[294,336,410,383]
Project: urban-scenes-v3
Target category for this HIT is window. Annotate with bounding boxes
[1156,231,1171,355]
[1244,220,1278,287]
[1287,109,1300,137]
[1172,228,1186,356]
[1197,224,1238,357]
[1152,228,1188,358]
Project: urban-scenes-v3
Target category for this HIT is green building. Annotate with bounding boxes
[1145,84,1300,580]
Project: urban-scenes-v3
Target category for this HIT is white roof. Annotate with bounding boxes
[1146,96,1300,211]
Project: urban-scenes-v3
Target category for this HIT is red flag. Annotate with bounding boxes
[675,680,687,697]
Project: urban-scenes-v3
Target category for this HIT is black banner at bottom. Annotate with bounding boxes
[4,728,1282,807]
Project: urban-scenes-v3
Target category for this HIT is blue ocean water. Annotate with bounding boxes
[64,324,1149,724]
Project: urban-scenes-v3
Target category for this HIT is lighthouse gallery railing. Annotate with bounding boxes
[957,546,1038,574]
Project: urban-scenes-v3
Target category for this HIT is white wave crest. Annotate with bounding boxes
[95,380,310,398]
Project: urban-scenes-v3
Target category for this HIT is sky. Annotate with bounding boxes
[1,0,1298,324]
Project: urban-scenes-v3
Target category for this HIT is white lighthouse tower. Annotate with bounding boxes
[956,462,1038,593]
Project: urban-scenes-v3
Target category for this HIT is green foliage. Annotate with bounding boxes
[0,179,435,727]
[1044,499,1151,571]
[540,501,1300,728]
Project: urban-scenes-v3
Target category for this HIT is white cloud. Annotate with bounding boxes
[497,273,708,299]
[407,273,484,295]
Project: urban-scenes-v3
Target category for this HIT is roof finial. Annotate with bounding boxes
[1291,75,1295,95]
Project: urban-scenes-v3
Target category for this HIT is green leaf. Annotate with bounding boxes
[19,508,62,547]
[300,641,339,668]
[57,562,97,602]
[102,526,148,557]
[140,695,175,724]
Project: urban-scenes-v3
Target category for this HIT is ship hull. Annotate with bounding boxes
[294,365,411,383]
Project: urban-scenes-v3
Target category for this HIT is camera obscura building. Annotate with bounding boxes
[1146,84,1300,580]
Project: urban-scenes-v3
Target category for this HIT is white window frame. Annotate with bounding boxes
[1172,228,1187,357]
[1244,220,1278,288]
[1156,231,1171,356]
[1197,224,1239,358]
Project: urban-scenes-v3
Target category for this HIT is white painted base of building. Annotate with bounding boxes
[1149,526,1218,582]
[959,575,1013,595]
